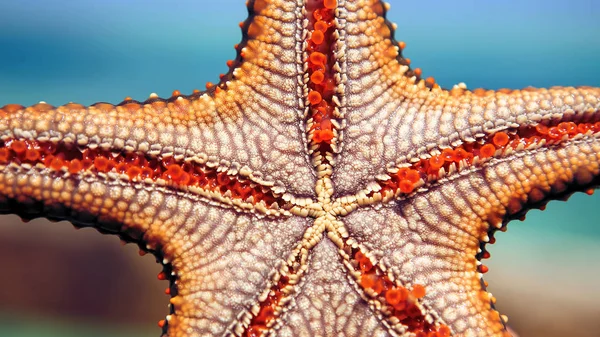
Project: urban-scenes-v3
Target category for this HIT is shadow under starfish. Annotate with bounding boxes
[1,1,599,337]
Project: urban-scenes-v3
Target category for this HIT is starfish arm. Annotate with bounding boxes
[1,0,319,199]
[274,238,392,337]
[330,0,600,199]
[343,200,506,336]
[0,101,298,214]
[335,85,600,208]
[161,211,309,337]
[222,0,318,196]
[331,0,433,195]
[340,125,600,336]
[337,84,600,197]
[0,108,311,336]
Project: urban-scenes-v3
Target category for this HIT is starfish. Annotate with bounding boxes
[1,0,599,336]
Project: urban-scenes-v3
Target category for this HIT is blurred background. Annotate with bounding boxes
[0,0,599,336]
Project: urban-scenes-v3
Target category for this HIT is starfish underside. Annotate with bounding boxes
[1,1,599,336]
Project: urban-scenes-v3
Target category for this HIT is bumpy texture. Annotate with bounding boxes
[1,0,600,336]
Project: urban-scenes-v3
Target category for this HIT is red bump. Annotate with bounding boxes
[454,147,470,161]
[93,156,111,173]
[492,132,509,147]
[81,159,93,170]
[405,169,420,184]
[411,284,426,299]
[479,264,489,273]
[428,155,444,171]
[50,157,64,171]
[308,91,323,105]
[68,159,83,174]
[139,167,153,179]
[320,119,333,132]
[25,149,40,161]
[557,122,577,135]
[165,164,184,180]
[114,162,128,173]
[178,172,191,185]
[525,135,541,146]
[399,180,415,194]
[312,130,323,143]
[158,320,166,328]
[314,20,329,32]
[441,148,456,162]
[359,257,373,273]
[548,126,561,139]
[393,299,407,311]
[323,0,337,9]
[43,155,54,167]
[157,272,167,280]
[311,70,325,84]
[535,123,549,135]
[372,278,385,295]
[311,30,325,44]
[578,123,592,134]
[385,287,408,305]
[10,140,27,154]
[309,52,327,66]
[316,129,334,143]
[479,144,495,158]
[360,274,376,289]
[396,168,409,180]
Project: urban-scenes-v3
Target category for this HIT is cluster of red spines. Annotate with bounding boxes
[0,139,283,208]
[352,250,450,336]
[242,275,291,337]
[306,0,337,145]
[378,120,600,197]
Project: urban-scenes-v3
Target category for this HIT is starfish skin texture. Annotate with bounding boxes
[1,1,600,337]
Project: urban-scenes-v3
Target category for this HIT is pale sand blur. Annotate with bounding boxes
[487,229,600,337]
[0,214,598,337]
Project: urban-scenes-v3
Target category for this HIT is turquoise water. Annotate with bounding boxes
[0,0,599,336]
